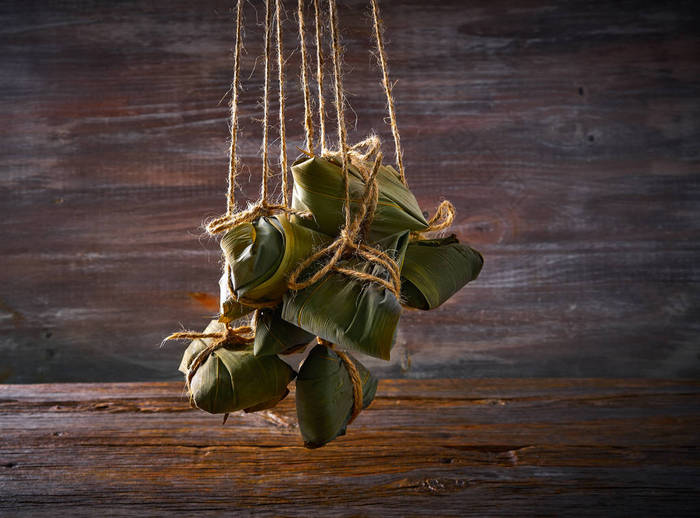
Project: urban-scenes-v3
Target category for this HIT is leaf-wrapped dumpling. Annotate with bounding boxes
[401,235,483,310]
[291,155,428,241]
[282,231,409,360]
[178,320,296,414]
[296,344,378,448]
[220,214,331,303]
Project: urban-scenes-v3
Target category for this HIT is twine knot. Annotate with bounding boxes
[165,323,255,405]
[287,149,401,299]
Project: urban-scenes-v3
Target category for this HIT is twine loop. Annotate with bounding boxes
[206,200,310,236]
[410,199,456,240]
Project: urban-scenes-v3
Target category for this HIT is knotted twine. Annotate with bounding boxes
[165,324,255,409]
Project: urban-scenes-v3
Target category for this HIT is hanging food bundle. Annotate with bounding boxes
[167,0,483,448]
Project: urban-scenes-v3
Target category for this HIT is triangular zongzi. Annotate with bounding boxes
[401,235,483,310]
[179,320,296,414]
[296,344,378,448]
[282,231,410,360]
[291,155,428,241]
[220,214,332,303]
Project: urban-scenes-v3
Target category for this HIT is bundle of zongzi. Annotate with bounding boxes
[169,0,487,450]
[296,344,378,448]
[179,320,296,414]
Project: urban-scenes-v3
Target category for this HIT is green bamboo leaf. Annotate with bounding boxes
[291,155,428,241]
[401,235,484,310]
[179,320,296,414]
[254,306,316,357]
[281,231,410,360]
[220,214,332,303]
[296,344,378,448]
[218,273,254,324]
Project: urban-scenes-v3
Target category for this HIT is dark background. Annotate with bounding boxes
[1,0,698,383]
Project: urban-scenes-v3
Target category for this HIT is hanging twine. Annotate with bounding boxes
[369,0,406,187]
[287,0,401,299]
[207,0,306,239]
[225,0,244,216]
[313,0,327,154]
[318,337,363,425]
[206,0,309,313]
[297,0,314,152]
[369,0,455,234]
[276,0,290,206]
[165,323,255,404]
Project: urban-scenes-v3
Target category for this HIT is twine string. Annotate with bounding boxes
[314,0,326,154]
[297,0,314,152]
[276,0,289,206]
[260,0,273,204]
[370,0,406,186]
[227,0,244,215]
[425,199,455,232]
[327,0,350,231]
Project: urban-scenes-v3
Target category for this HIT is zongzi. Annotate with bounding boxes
[179,320,296,414]
[281,230,410,360]
[291,155,429,241]
[296,344,378,448]
[401,235,483,310]
[220,214,332,303]
[254,306,316,357]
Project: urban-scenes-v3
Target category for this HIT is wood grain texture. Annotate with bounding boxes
[1,379,699,516]
[1,0,699,382]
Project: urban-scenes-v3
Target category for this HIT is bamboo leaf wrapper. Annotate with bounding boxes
[401,235,484,310]
[254,306,316,357]
[179,320,296,414]
[296,344,378,448]
[291,155,429,241]
[220,214,332,303]
[281,231,410,360]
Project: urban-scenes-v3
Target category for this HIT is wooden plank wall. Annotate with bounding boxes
[1,0,698,382]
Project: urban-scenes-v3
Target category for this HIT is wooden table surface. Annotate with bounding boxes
[1,379,699,516]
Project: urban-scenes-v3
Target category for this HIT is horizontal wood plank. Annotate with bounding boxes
[1,379,699,516]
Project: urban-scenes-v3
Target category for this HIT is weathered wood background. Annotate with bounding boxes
[2,379,699,516]
[1,0,699,382]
